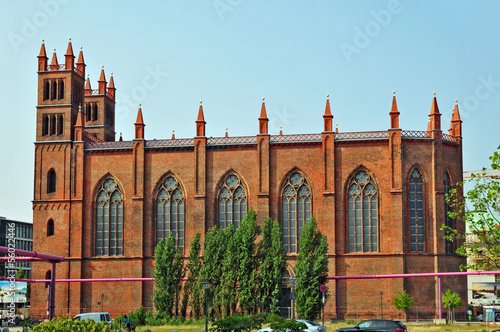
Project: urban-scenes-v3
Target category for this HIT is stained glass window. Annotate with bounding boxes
[218,173,247,229]
[96,177,123,256]
[347,170,378,253]
[409,169,424,252]
[282,171,311,253]
[156,175,185,248]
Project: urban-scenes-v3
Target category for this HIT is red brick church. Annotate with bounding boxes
[32,41,466,319]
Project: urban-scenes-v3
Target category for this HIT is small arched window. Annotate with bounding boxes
[45,270,51,288]
[156,175,185,247]
[58,80,64,99]
[218,173,247,230]
[409,169,424,252]
[42,115,49,136]
[443,172,453,254]
[51,81,57,100]
[47,219,54,236]
[347,169,378,253]
[282,170,312,253]
[92,103,98,121]
[43,81,50,101]
[86,104,91,122]
[96,177,124,256]
[57,115,63,135]
[50,115,56,135]
[47,169,56,194]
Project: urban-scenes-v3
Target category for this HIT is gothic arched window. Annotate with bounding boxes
[95,177,123,256]
[409,169,424,252]
[86,104,91,122]
[42,115,49,136]
[218,173,247,230]
[282,171,312,253]
[58,79,64,99]
[51,80,57,100]
[92,103,98,121]
[156,175,185,248]
[50,115,56,135]
[47,169,56,194]
[57,115,63,135]
[47,219,54,236]
[347,170,378,253]
[443,172,453,254]
[43,81,50,101]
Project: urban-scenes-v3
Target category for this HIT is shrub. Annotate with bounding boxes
[210,314,262,332]
[32,316,111,332]
[270,319,307,332]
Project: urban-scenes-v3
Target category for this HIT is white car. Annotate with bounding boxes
[258,319,326,332]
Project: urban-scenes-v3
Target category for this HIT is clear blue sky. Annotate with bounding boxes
[1,0,499,222]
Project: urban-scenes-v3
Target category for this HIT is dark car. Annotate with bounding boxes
[335,319,407,332]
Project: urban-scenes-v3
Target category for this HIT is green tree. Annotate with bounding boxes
[202,226,228,319]
[221,223,238,317]
[185,231,203,319]
[258,217,287,314]
[443,145,500,270]
[236,209,261,314]
[392,290,414,322]
[152,234,181,316]
[295,217,329,320]
[173,243,185,316]
[442,289,462,323]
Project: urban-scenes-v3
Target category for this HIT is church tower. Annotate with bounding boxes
[36,40,85,141]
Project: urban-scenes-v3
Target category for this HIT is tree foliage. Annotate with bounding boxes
[392,290,414,321]
[442,288,463,308]
[295,217,329,320]
[236,209,261,314]
[258,218,288,315]
[152,234,184,316]
[443,145,500,270]
[185,231,203,319]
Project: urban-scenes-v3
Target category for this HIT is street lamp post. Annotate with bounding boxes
[290,276,297,320]
[380,291,383,319]
[204,280,210,332]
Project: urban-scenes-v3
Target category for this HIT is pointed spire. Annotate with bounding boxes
[428,91,441,131]
[259,97,269,134]
[323,94,333,132]
[76,46,85,77]
[85,75,91,90]
[38,40,48,72]
[225,128,229,138]
[108,73,116,100]
[390,91,400,129]
[134,104,145,139]
[64,38,75,70]
[50,49,58,68]
[172,130,175,139]
[449,99,462,137]
[74,104,84,141]
[196,101,206,137]
[98,66,107,95]
[119,132,123,142]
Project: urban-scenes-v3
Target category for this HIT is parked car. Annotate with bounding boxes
[334,319,407,332]
[258,319,326,332]
[73,312,112,326]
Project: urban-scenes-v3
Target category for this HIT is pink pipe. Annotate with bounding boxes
[0,246,64,262]
[326,270,500,279]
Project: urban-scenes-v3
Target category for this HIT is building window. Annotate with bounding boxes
[218,173,247,230]
[47,169,56,193]
[282,170,311,253]
[156,175,185,248]
[444,172,453,255]
[43,81,50,101]
[51,80,57,100]
[42,115,49,136]
[95,177,123,256]
[57,115,63,135]
[92,103,98,121]
[58,79,64,99]
[47,219,54,236]
[50,115,56,135]
[86,104,91,122]
[409,169,424,252]
[347,170,378,253]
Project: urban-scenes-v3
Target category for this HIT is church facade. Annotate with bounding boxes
[32,41,466,319]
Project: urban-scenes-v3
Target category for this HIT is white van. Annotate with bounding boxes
[73,312,112,326]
